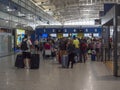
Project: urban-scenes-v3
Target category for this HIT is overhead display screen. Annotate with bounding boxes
[93,33,99,37]
[63,33,69,37]
[42,33,48,38]
[50,34,57,37]
[84,33,92,38]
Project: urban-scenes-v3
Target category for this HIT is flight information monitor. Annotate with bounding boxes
[50,34,57,37]
[93,33,99,37]
[63,33,69,37]
[72,33,77,38]
[84,33,92,38]
[42,34,48,38]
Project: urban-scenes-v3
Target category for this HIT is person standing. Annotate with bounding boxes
[73,36,80,62]
[21,34,32,69]
[67,39,75,68]
[80,41,87,63]
[59,38,68,63]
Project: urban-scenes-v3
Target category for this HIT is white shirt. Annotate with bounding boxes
[22,38,32,52]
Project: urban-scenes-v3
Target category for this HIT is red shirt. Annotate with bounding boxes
[44,43,51,49]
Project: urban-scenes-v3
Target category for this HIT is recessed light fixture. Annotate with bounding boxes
[5,21,9,23]
[6,6,15,12]
[18,12,25,17]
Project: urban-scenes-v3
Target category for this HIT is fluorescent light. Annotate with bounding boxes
[7,8,15,12]
[18,12,25,17]
[6,6,15,12]
[64,20,94,25]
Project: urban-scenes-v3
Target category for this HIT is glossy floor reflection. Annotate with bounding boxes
[0,55,120,90]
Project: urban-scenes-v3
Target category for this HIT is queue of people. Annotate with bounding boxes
[34,36,102,69]
[56,36,102,68]
[16,34,102,69]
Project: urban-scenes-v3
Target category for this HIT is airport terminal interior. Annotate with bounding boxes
[1,0,120,90]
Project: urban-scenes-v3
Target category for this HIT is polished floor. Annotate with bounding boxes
[0,54,120,90]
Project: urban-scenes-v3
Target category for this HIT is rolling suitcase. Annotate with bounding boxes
[15,54,24,68]
[30,54,40,69]
[61,55,68,68]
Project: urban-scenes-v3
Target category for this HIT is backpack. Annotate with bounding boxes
[21,40,28,51]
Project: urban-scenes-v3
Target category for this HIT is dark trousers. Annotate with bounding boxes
[67,53,75,68]
[82,53,86,63]
[80,50,86,63]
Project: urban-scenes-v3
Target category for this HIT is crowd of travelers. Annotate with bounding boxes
[32,36,102,68]
[56,36,102,68]
[18,34,102,69]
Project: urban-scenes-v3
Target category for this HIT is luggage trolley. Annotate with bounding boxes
[42,43,52,58]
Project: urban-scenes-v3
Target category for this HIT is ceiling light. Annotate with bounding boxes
[82,3,94,6]
[18,12,25,17]
[7,8,15,12]
[6,6,15,12]
[5,20,9,23]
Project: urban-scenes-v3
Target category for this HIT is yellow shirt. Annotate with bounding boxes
[73,39,80,48]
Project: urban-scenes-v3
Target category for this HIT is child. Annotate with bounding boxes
[91,49,96,61]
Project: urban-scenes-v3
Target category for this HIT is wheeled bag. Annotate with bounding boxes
[30,54,40,69]
[15,54,24,68]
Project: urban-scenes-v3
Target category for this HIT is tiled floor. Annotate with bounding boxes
[0,52,14,57]
[0,54,120,90]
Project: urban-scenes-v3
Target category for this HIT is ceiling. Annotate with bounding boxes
[31,0,120,25]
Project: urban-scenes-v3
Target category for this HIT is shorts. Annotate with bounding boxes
[22,52,31,59]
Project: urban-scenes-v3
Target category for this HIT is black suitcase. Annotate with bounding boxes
[15,54,24,68]
[30,54,40,69]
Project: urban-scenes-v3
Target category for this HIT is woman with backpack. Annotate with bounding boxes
[21,34,32,69]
